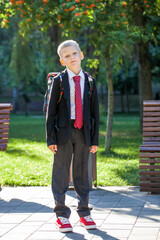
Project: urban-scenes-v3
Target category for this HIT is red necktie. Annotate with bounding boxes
[73,76,83,129]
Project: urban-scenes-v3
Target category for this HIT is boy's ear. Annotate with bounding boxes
[81,51,84,60]
[60,58,66,66]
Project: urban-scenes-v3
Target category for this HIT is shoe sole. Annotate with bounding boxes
[56,226,73,233]
[80,222,96,230]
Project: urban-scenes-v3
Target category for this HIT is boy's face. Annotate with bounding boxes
[60,45,84,75]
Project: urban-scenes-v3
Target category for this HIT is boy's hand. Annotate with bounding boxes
[48,145,57,154]
[90,145,98,154]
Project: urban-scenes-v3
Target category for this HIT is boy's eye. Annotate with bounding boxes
[64,52,78,58]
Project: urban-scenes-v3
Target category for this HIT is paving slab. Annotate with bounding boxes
[0,186,160,240]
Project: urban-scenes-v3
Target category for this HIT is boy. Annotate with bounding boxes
[46,40,99,233]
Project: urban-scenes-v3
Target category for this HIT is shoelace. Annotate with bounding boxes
[83,215,93,222]
[59,217,70,224]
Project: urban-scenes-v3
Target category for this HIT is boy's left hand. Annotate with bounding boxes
[90,145,98,153]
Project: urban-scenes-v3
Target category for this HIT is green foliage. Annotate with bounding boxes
[0,37,11,93]
[2,27,59,94]
[9,33,36,90]
[0,0,160,98]
[55,0,160,52]
[1,0,159,45]
[0,24,15,93]
[86,58,99,69]
[0,0,60,35]
[33,33,58,94]
[57,0,130,48]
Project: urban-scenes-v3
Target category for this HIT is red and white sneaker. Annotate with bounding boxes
[80,215,96,230]
[56,217,73,233]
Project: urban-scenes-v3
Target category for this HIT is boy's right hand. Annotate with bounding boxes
[48,145,57,154]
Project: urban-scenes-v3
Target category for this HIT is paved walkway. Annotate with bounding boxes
[0,186,160,240]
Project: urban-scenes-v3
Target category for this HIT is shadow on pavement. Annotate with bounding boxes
[0,198,53,213]
[64,228,118,240]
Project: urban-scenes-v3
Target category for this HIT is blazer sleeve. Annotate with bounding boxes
[46,76,60,146]
[90,78,99,146]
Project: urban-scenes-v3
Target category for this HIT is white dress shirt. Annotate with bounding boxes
[67,68,85,120]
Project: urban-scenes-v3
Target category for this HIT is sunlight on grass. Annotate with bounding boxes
[0,113,142,186]
[0,115,53,186]
[97,113,141,186]
[0,139,53,186]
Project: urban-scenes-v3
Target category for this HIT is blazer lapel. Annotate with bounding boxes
[62,69,70,115]
[83,72,90,112]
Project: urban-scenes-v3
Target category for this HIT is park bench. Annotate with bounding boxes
[139,100,160,193]
[0,103,13,151]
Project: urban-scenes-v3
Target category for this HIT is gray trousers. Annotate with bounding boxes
[51,122,91,218]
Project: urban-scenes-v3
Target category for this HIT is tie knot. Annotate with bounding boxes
[73,76,80,83]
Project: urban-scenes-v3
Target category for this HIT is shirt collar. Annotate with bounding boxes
[67,68,84,81]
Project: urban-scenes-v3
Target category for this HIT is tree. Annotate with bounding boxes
[130,0,160,129]
[0,0,59,34]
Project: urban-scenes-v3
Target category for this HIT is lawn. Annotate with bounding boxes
[0,113,142,186]
[98,113,141,186]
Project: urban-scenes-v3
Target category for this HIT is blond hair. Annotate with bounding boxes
[57,40,81,57]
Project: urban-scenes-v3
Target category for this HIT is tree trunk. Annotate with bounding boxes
[125,80,130,114]
[105,46,114,152]
[121,92,124,112]
[48,25,59,67]
[133,3,152,130]
[12,87,19,112]
[137,41,152,130]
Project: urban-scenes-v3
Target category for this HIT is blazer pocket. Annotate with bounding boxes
[54,124,59,132]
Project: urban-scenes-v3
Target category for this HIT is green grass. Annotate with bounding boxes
[0,113,142,186]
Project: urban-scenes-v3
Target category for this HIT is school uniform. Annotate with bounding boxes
[46,68,99,219]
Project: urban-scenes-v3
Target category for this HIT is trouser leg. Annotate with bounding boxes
[72,128,91,217]
[51,140,73,219]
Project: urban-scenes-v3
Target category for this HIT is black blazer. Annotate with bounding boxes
[46,69,99,147]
